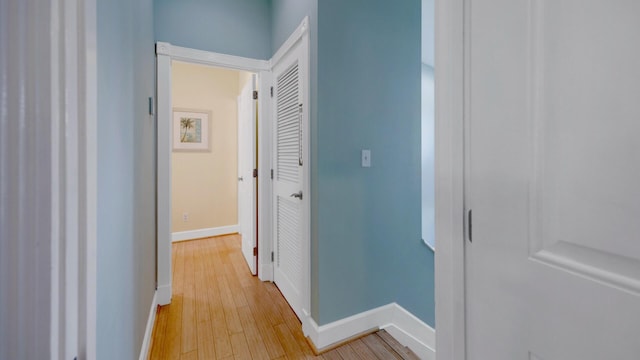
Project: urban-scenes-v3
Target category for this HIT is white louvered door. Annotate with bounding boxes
[272,37,306,319]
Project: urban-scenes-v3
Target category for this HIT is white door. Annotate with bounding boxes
[238,75,257,275]
[466,1,640,359]
[272,38,307,319]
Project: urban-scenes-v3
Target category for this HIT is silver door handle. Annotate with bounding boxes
[290,191,303,200]
[238,176,244,181]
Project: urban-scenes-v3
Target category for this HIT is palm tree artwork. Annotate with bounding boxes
[180,117,201,143]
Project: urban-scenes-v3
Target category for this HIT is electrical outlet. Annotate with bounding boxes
[183,212,189,222]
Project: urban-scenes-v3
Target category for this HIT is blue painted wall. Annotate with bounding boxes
[422,64,435,249]
[316,0,434,326]
[154,0,272,59]
[97,0,157,358]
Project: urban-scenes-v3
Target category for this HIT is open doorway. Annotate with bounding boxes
[155,43,274,306]
[169,61,258,274]
[155,16,311,338]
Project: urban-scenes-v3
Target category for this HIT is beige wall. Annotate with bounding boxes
[172,62,251,232]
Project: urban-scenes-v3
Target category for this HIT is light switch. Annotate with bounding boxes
[361,149,371,167]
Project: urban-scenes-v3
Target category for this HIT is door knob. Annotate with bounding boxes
[290,191,303,200]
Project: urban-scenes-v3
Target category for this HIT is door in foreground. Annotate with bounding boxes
[466,1,640,359]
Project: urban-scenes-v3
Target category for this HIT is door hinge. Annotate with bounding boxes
[270,86,274,97]
[253,168,258,178]
[253,247,258,256]
[270,169,274,179]
[253,90,258,100]
[467,209,473,242]
[271,251,274,262]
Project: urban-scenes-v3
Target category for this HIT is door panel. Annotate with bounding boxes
[467,0,640,359]
[238,75,257,275]
[272,42,305,319]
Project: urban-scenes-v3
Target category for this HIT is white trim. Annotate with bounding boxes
[172,225,240,242]
[304,305,393,350]
[156,43,272,305]
[257,70,274,282]
[383,305,436,360]
[156,52,173,306]
[49,0,98,358]
[156,42,270,72]
[138,291,158,360]
[434,0,467,359]
[304,304,435,360]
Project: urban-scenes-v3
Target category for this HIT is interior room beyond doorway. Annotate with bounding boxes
[170,61,256,268]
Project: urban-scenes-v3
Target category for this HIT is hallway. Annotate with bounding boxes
[149,235,418,359]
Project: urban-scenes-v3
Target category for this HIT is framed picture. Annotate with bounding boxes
[173,109,211,151]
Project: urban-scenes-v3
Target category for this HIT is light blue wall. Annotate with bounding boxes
[97,0,157,358]
[316,0,434,326]
[154,0,272,59]
[422,65,435,249]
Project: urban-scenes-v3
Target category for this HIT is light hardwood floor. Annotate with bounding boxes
[149,234,419,360]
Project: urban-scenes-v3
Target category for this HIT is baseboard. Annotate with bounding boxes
[171,225,240,242]
[139,291,158,360]
[304,303,435,359]
[304,305,393,351]
[383,304,436,360]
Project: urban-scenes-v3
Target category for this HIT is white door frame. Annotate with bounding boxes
[156,43,273,305]
[434,0,467,359]
[1,0,97,358]
[51,0,98,358]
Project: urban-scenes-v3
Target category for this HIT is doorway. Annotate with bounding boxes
[155,19,312,325]
[155,43,274,306]
[169,61,257,276]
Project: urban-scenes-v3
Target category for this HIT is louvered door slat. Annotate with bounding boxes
[277,197,302,288]
[276,62,300,183]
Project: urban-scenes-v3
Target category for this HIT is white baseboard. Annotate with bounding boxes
[157,284,171,306]
[139,291,158,360]
[383,304,436,360]
[304,303,435,359]
[172,225,240,242]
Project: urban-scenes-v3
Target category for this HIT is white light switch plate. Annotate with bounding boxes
[361,149,371,167]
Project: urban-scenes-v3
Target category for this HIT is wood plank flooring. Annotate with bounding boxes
[149,234,419,360]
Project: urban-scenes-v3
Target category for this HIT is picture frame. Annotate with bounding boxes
[172,109,211,151]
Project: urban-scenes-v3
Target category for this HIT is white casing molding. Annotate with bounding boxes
[0,0,96,359]
[156,43,270,72]
[172,225,240,242]
[303,304,435,360]
[138,291,158,360]
[156,42,274,304]
[434,0,467,358]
